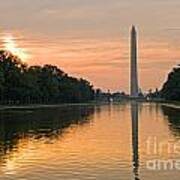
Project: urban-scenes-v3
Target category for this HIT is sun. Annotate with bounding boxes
[3,35,29,62]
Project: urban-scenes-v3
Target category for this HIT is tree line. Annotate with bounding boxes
[160,65,180,101]
[148,65,180,101]
[0,50,95,104]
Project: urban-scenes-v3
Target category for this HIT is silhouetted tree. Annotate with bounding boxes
[0,50,94,104]
[160,65,180,101]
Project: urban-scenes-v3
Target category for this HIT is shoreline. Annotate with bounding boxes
[0,100,180,111]
[161,103,180,110]
[0,103,97,111]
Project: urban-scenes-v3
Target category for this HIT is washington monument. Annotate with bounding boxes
[130,26,139,97]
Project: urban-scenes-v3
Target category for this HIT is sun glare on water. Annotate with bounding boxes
[3,35,29,63]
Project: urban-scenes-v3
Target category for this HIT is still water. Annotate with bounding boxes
[0,102,180,180]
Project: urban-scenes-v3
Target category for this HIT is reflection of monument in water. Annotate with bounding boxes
[130,26,139,97]
[131,102,140,180]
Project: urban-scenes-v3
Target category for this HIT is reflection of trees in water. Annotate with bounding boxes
[161,106,180,137]
[0,106,95,156]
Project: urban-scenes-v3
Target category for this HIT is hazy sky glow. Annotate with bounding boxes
[0,0,180,92]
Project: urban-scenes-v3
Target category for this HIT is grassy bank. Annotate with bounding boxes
[160,100,180,110]
[0,103,97,111]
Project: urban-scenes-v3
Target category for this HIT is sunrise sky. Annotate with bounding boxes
[0,0,180,92]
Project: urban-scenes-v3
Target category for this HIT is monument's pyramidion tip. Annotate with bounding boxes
[132,25,136,30]
[131,25,137,34]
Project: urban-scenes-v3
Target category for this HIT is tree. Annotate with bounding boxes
[0,50,95,104]
[0,50,26,103]
[160,65,180,101]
